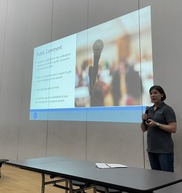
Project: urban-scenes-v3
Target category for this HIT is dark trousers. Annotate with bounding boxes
[148,152,174,172]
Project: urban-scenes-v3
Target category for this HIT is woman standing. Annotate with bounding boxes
[141,85,177,172]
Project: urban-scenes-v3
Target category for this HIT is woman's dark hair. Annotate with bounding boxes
[149,85,166,101]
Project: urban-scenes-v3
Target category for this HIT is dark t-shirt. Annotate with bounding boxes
[146,102,176,153]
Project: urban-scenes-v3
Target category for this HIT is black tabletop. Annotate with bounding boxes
[7,156,182,193]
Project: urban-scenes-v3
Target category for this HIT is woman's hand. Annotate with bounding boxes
[145,119,156,127]
[145,119,177,133]
[142,113,148,122]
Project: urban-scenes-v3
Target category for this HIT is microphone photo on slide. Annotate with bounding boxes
[89,39,104,106]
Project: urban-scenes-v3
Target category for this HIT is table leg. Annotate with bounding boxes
[41,173,45,193]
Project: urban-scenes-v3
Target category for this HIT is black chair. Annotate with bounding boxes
[53,178,124,193]
[70,180,95,193]
[41,174,68,193]
[95,185,123,193]
[71,180,123,193]
[52,177,95,193]
[0,159,8,178]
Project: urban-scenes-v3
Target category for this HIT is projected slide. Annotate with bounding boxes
[30,6,154,122]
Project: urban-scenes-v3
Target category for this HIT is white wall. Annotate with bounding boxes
[0,0,182,173]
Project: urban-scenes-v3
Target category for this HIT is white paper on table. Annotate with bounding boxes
[106,163,127,168]
[95,163,127,168]
[95,163,110,168]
